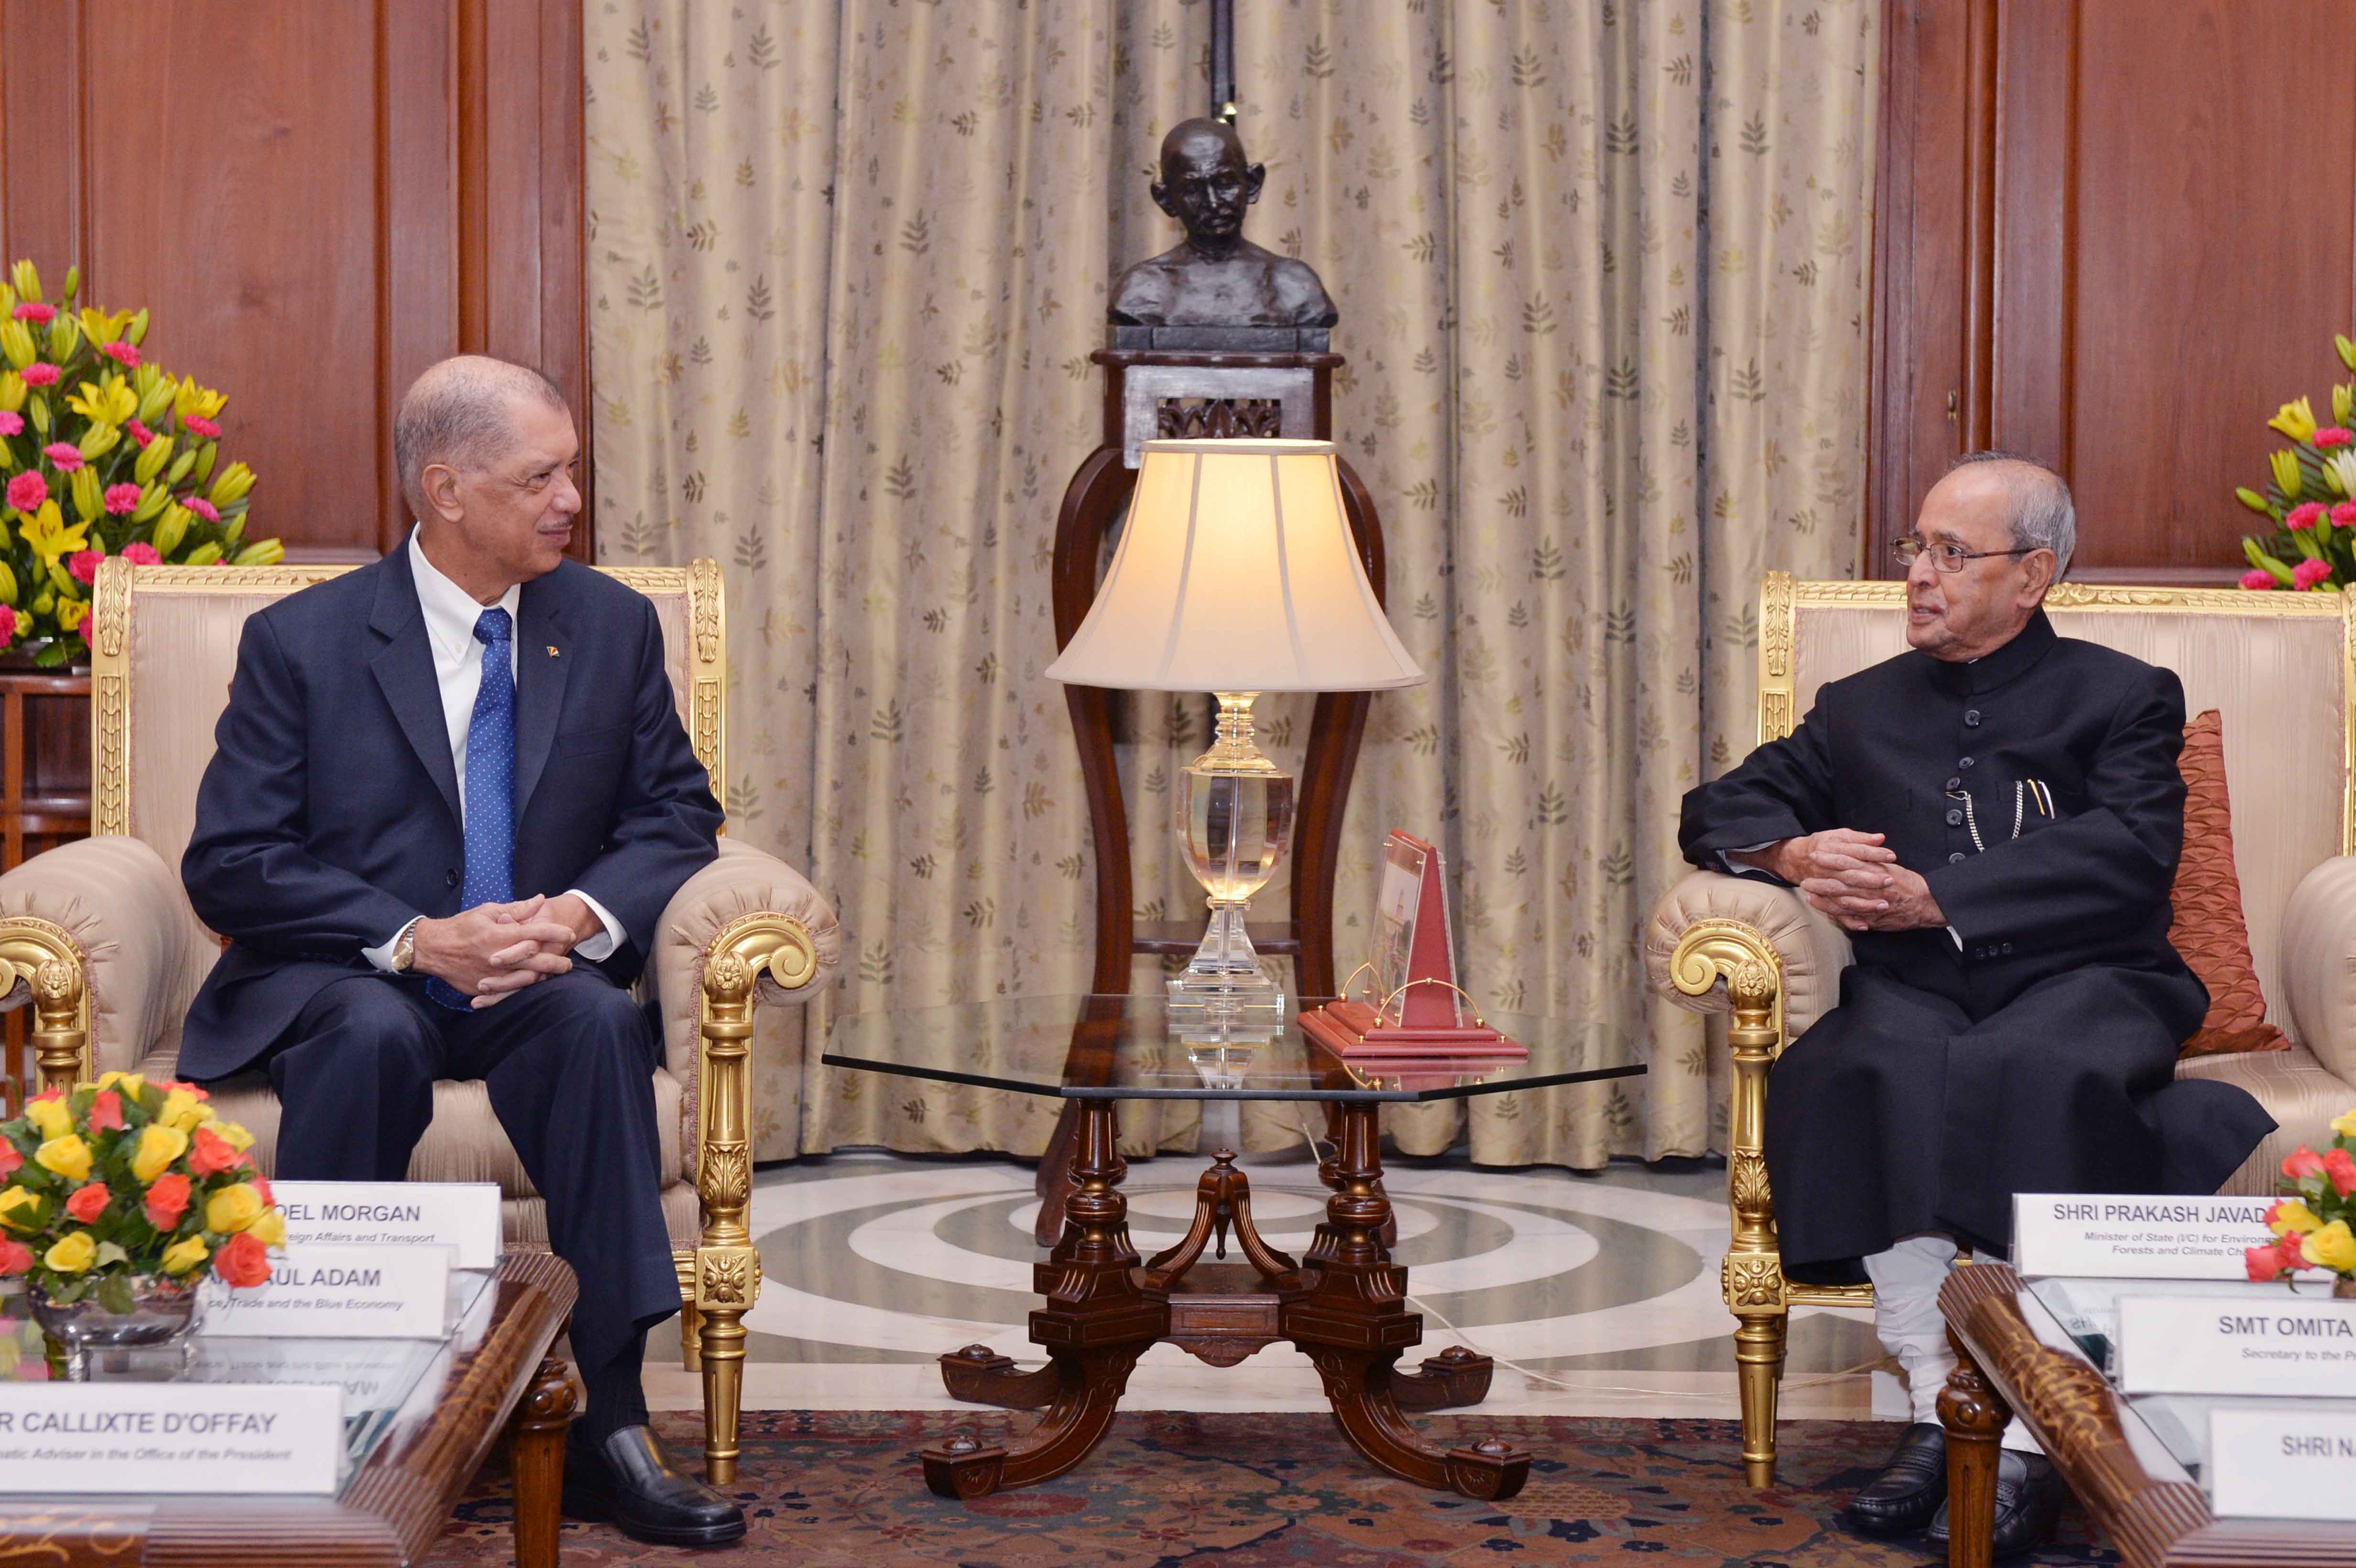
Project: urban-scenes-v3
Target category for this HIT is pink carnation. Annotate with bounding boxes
[0,605,22,644]
[2334,502,2356,529]
[2294,557,2335,591]
[2240,568,2278,591]
[183,415,220,440]
[120,542,161,566]
[10,303,53,325]
[2287,501,2327,531]
[18,363,56,388]
[4,471,45,512]
[98,340,139,369]
[42,442,81,473]
[0,412,18,437]
[186,497,219,523]
[66,549,103,585]
[103,482,141,516]
[126,419,153,448]
[2317,426,2354,449]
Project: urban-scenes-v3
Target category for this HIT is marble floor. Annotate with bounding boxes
[643,1140,1909,1423]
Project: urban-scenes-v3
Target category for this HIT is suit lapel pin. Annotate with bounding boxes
[546,645,560,658]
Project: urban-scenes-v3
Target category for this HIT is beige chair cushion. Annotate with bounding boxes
[1646,869,1853,1039]
[136,1050,700,1252]
[2175,1043,2354,1196]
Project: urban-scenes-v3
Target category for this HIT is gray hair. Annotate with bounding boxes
[393,356,569,521]
[1950,449,2075,580]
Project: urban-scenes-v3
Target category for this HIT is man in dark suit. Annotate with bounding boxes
[181,356,741,1546]
[1679,453,2273,1557]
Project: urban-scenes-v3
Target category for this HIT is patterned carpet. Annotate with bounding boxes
[426,1411,2125,1566]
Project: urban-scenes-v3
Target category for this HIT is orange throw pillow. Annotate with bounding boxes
[2169,710,2290,1056]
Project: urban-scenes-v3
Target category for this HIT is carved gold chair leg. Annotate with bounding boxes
[692,912,820,1484]
[673,1253,704,1373]
[1669,918,1794,1489]
[0,919,91,1091]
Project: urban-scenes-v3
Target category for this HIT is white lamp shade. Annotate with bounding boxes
[1044,438,1426,693]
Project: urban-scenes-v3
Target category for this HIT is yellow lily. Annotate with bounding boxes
[134,432,175,487]
[2325,451,2356,500]
[151,503,191,558]
[68,468,100,524]
[2335,383,2354,428]
[207,462,255,508]
[67,373,136,429]
[172,376,227,424]
[2272,448,2304,501]
[233,539,284,566]
[76,306,134,346]
[2271,396,2321,444]
[0,372,23,414]
[8,261,39,302]
[20,501,87,568]
[0,320,33,370]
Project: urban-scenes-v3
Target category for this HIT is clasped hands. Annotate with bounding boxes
[410,892,603,1008]
[1733,829,1946,934]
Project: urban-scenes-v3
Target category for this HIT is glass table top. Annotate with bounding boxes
[1,1267,497,1498]
[821,992,1646,1102]
[2019,1273,2351,1491]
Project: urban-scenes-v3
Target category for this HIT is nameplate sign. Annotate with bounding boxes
[272,1181,500,1270]
[0,1382,342,1494]
[2210,1407,2356,1520]
[2116,1295,2356,1396]
[2012,1193,2276,1279]
[200,1244,451,1339]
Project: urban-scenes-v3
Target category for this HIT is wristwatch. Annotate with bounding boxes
[390,920,419,973]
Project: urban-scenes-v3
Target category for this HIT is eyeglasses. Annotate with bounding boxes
[1891,537,2039,574]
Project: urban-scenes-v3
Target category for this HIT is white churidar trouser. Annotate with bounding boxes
[1862,1234,2037,1453]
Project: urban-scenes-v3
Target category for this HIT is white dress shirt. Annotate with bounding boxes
[361,528,623,970]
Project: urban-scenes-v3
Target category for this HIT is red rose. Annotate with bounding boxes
[0,1238,30,1276]
[187,1125,240,1177]
[87,1089,123,1132]
[2285,1145,2326,1180]
[0,1141,19,1179]
[143,1171,191,1231]
[2248,1241,2291,1281]
[2325,1146,2356,1198]
[64,1182,109,1224]
[213,1230,271,1288]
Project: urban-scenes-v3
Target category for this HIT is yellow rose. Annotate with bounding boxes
[0,1186,39,1230]
[157,1088,213,1132]
[43,1231,94,1274]
[248,1209,285,1247]
[215,1121,255,1154]
[131,1123,187,1183]
[2333,1105,2356,1141]
[204,1182,263,1234]
[2303,1220,2356,1274]
[95,1070,145,1097]
[159,1235,208,1276]
[22,1096,70,1141]
[33,1134,91,1184]
[2270,1198,2324,1236]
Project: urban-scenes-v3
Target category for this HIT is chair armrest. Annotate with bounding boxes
[650,839,843,1079]
[1643,868,1853,1041]
[0,835,212,1086]
[2279,855,2356,1085]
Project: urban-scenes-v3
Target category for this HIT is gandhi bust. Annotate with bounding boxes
[1110,118,1338,329]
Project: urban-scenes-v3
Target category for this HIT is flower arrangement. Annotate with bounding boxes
[0,1073,283,1308]
[2232,335,2356,591]
[0,258,280,666]
[2245,1105,2356,1288]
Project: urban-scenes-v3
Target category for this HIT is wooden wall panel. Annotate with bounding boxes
[0,0,590,563]
[1871,0,2351,583]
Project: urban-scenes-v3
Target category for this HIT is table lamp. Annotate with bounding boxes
[1044,438,1425,1010]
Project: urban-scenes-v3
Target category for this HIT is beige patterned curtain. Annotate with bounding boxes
[585,2,1878,1165]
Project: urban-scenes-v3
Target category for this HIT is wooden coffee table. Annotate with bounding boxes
[0,1249,578,1568]
[1938,1261,2356,1568]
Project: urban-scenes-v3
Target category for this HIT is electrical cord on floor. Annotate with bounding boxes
[1284,1116,1890,1404]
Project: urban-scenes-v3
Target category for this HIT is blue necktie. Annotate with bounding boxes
[426,607,517,1009]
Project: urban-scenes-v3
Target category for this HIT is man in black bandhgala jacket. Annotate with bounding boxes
[1679,453,2273,1556]
[180,357,742,1548]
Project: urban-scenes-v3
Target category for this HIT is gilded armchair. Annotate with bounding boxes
[0,557,841,1483]
[1645,573,2356,1487]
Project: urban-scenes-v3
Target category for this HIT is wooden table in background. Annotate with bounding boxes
[0,1250,578,1568]
[0,670,88,1115]
[1937,1262,2356,1568]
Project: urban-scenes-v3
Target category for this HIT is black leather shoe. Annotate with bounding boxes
[1928,1449,2067,1557]
[1845,1422,1948,1535]
[562,1424,747,1547]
